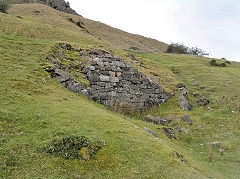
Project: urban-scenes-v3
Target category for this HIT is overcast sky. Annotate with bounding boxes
[68,0,240,62]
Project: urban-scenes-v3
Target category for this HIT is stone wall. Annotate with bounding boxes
[45,47,169,111]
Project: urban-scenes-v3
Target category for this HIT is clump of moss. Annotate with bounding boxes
[39,136,104,160]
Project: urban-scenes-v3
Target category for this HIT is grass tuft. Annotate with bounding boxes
[39,136,103,160]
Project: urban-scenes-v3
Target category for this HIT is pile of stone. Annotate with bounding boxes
[81,52,169,110]
[176,83,192,111]
[45,48,169,111]
[145,114,193,139]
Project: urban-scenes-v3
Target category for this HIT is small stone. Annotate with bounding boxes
[80,89,89,96]
[174,126,188,134]
[110,77,119,83]
[145,115,168,125]
[180,87,188,96]
[161,127,177,139]
[99,75,110,82]
[109,71,116,77]
[209,141,220,147]
[180,114,193,125]
[116,72,122,77]
[121,67,130,71]
[192,92,200,97]
[178,95,192,111]
[103,54,112,58]
[197,96,210,106]
[59,50,65,59]
[88,66,95,71]
[176,83,185,88]
[89,73,100,82]
[207,106,212,111]
[218,148,224,155]
[144,127,157,137]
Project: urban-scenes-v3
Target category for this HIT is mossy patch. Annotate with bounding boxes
[39,136,103,160]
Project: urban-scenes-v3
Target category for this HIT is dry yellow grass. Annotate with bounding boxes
[8,3,167,52]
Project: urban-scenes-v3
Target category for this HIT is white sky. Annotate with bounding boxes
[68,0,240,62]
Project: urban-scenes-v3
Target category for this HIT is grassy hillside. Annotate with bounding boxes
[0,3,240,178]
[5,3,167,52]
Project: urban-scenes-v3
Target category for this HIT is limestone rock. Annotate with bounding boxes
[161,127,177,139]
[178,95,192,111]
[43,0,79,15]
[197,96,210,106]
[180,114,193,125]
[174,126,189,134]
[144,127,157,137]
[145,115,168,125]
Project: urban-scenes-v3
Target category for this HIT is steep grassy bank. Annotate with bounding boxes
[0,32,205,178]
[133,52,240,178]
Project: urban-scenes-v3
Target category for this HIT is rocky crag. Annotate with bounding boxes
[11,0,79,15]
[45,45,169,111]
[43,0,78,15]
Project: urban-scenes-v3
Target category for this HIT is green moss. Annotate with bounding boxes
[40,135,103,160]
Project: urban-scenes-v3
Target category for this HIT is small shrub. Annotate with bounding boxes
[188,47,209,56]
[39,136,103,160]
[209,59,219,67]
[76,21,84,28]
[0,0,11,13]
[166,43,209,56]
[225,60,231,65]
[166,43,188,54]
[209,59,230,67]
[67,17,74,23]
[219,63,227,67]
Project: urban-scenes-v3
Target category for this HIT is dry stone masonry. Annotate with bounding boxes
[45,47,169,111]
[82,54,169,109]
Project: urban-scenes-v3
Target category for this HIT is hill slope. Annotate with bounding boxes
[0,3,240,178]
[6,3,167,52]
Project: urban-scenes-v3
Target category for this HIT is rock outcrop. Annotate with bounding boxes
[178,95,192,111]
[14,0,79,15]
[43,0,78,15]
[176,84,192,111]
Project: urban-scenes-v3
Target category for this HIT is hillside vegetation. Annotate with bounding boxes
[0,3,240,178]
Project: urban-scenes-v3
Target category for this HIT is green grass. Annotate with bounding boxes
[0,32,204,178]
[133,52,240,178]
[0,3,240,179]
